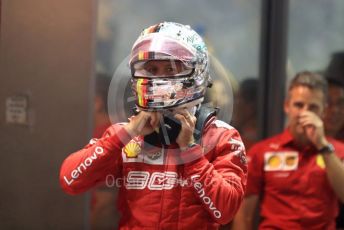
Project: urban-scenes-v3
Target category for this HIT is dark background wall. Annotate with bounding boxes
[0,0,96,228]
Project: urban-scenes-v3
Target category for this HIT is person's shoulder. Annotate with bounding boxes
[202,119,237,137]
[211,119,235,130]
[203,119,242,147]
[101,122,128,138]
[253,132,284,145]
[210,119,236,131]
[248,132,285,155]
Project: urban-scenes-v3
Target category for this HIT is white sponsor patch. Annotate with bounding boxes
[228,138,244,151]
[264,151,298,171]
[228,138,247,164]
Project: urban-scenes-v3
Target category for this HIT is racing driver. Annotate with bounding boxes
[59,22,247,229]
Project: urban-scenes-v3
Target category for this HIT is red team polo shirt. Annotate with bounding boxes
[246,129,344,229]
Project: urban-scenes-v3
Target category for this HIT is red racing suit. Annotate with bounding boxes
[59,119,247,229]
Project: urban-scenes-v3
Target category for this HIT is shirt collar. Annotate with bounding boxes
[280,127,318,154]
[278,128,294,147]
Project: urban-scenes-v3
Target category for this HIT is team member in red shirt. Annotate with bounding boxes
[233,71,344,229]
[60,22,247,229]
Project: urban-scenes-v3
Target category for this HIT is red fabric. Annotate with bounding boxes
[60,120,247,229]
[93,123,111,139]
[90,123,112,211]
[246,129,344,230]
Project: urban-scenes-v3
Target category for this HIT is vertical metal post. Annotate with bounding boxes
[258,0,289,138]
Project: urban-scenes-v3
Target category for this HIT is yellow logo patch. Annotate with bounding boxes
[268,155,282,169]
[316,154,325,169]
[124,142,141,158]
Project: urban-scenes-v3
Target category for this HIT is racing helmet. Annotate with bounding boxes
[129,22,211,111]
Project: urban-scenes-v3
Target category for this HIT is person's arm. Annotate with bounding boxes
[172,110,247,224]
[231,195,259,230]
[60,111,160,195]
[59,124,131,195]
[299,111,344,202]
[322,150,344,202]
[231,141,263,230]
[179,127,248,225]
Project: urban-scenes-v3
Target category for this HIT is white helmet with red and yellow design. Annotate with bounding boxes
[129,22,211,111]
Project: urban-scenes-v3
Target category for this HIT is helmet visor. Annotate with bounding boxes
[132,60,193,78]
[132,77,204,110]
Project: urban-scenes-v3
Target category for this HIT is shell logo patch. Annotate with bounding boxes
[264,151,298,171]
[267,155,282,169]
[316,154,325,169]
[124,141,141,158]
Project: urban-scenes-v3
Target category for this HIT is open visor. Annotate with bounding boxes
[130,33,196,65]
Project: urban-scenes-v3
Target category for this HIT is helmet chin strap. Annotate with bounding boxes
[146,105,197,146]
[143,104,218,147]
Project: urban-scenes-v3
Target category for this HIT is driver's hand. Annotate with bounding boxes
[124,111,162,137]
